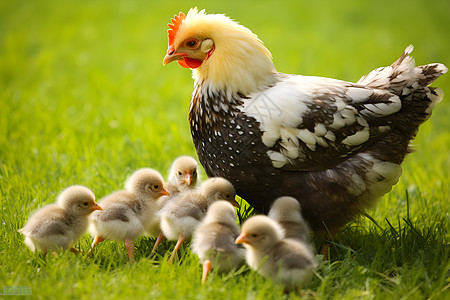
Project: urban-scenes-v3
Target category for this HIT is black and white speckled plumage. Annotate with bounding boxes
[164,9,447,232]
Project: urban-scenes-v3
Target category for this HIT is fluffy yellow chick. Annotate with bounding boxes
[268,196,311,243]
[159,177,238,263]
[89,168,169,263]
[191,200,244,283]
[165,155,200,194]
[235,215,317,291]
[152,156,200,253]
[19,185,101,255]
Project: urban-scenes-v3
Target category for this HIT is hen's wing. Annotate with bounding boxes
[242,75,401,171]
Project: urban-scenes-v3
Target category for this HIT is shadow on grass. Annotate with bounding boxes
[313,211,449,297]
[334,213,448,267]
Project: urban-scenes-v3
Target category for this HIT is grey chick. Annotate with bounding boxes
[152,155,200,253]
[235,215,317,291]
[268,196,311,243]
[191,200,244,283]
[89,168,169,263]
[160,177,239,263]
[19,185,101,255]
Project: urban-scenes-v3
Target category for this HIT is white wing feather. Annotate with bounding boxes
[241,75,401,170]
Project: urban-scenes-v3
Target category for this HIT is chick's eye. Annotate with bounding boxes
[186,39,198,48]
[178,171,183,176]
[251,233,258,238]
[82,202,89,207]
[153,185,159,190]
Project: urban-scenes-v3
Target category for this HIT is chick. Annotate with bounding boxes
[235,215,317,291]
[160,177,239,263]
[89,168,169,263]
[19,185,101,255]
[151,156,200,253]
[268,196,311,243]
[165,155,200,195]
[191,201,244,284]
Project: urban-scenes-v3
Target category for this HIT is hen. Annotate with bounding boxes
[163,8,447,232]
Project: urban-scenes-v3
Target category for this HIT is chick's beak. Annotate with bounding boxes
[163,45,187,65]
[235,233,250,244]
[90,202,103,211]
[184,173,192,185]
[159,188,170,197]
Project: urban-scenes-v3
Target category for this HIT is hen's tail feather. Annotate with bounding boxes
[357,45,448,86]
[425,87,444,115]
[358,45,447,121]
[358,45,447,94]
[417,64,448,86]
[391,44,415,68]
[358,46,447,165]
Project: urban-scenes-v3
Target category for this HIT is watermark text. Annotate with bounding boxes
[2,286,32,296]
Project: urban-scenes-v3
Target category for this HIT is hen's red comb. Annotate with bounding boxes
[168,12,186,46]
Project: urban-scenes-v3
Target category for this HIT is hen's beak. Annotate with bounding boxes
[163,45,187,65]
[235,233,249,244]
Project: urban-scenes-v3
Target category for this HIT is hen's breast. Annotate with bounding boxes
[191,111,275,190]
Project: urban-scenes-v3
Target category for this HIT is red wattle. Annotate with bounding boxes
[178,59,190,68]
[178,57,203,69]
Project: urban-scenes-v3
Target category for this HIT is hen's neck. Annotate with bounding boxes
[189,80,246,132]
[192,33,277,96]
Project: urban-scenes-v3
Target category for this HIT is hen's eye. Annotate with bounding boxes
[178,171,183,176]
[186,39,198,48]
[226,194,230,198]
[192,170,197,175]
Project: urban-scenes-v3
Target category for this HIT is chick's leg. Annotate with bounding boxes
[70,247,80,255]
[202,260,212,284]
[125,238,134,263]
[168,234,186,263]
[124,237,135,263]
[88,236,105,256]
[151,231,165,254]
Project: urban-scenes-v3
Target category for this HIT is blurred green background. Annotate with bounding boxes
[1,0,449,299]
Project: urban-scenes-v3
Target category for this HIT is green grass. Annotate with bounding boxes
[1,0,449,299]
